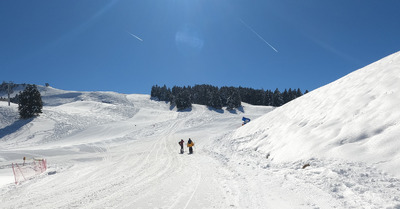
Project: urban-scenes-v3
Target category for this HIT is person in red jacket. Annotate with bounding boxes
[178,139,184,154]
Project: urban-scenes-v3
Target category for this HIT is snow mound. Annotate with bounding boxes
[227,51,400,177]
[0,89,161,147]
[40,87,133,107]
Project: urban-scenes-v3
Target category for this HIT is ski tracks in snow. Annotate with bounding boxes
[183,168,202,209]
[215,150,400,208]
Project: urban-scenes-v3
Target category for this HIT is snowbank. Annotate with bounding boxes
[228,51,400,177]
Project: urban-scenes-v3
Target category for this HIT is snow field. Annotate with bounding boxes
[0,93,274,208]
[1,51,400,208]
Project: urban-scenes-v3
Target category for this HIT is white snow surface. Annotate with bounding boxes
[1,52,400,208]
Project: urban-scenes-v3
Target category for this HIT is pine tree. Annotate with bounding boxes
[209,89,223,109]
[238,86,251,104]
[175,89,192,111]
[219,86,230,106]
[159,85,170,101]
[18,84,43,119]
[288,88,297,101]
[296,88,303,97]
[273,88,283,107]
[226,87,241,110]
[264,90,273,106]
[282,89,290,104]
[170,86,183,106]
[151,85,162,99]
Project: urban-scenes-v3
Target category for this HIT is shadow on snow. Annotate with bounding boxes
[0,118,33,139]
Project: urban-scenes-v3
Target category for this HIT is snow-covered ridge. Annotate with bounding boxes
[227,51,400,177]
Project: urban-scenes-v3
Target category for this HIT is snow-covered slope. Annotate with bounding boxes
[0,88,277,208]
[226,51,400,177]
[1,52,400,208]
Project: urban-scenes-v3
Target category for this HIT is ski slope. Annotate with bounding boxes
[0,89,276,208]
[1,52,400,208]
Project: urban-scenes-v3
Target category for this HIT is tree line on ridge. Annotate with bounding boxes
[151,84,308,111]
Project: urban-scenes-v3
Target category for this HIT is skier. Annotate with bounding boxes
[187,138,194,154]
[178,139,184,154]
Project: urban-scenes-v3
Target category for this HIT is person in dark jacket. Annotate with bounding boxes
[178,139,184,154]
[187,138,194,154]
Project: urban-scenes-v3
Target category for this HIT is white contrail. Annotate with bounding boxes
[128,32,143,42]
[239,18,278,53]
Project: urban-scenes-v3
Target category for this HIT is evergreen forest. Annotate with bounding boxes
[151,84,308,111]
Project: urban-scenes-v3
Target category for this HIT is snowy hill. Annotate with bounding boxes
[224,51,400,177]
[0,88,276,208]
[1,52,400,208]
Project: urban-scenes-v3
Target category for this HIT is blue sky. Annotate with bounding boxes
[1,0,400,94]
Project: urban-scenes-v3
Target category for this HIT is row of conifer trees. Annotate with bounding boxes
[151,84,308,111]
